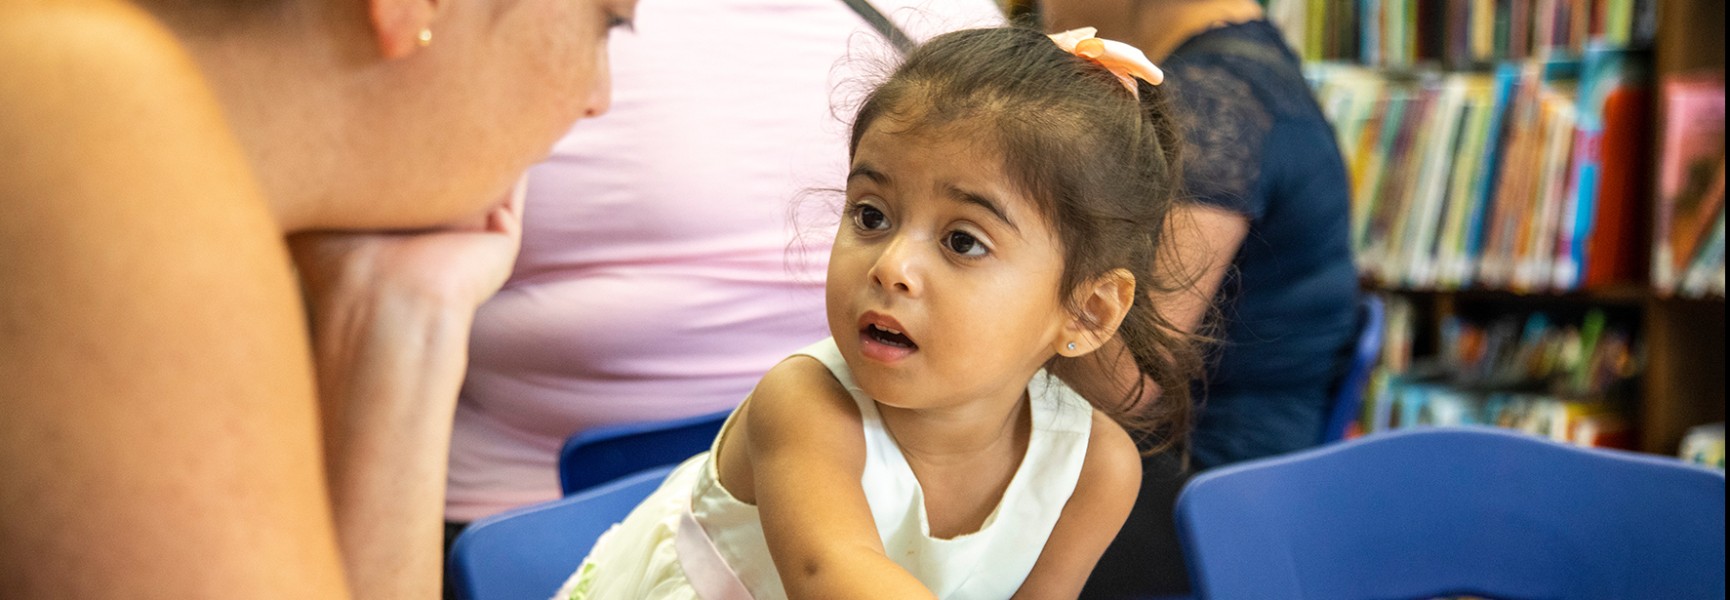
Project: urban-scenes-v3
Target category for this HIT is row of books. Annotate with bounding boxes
[1361,377,1634,448]
[1268,0,1655,68]
[1359,297,1640,448]
[1652,76,1727,298]
[1310,46,1662,292]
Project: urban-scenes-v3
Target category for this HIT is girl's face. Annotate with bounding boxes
[827,117,1075,411]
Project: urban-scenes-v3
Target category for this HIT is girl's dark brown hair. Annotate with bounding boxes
[847,26,1203,454]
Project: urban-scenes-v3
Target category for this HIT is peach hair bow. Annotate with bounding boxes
[1047,27,1165,97]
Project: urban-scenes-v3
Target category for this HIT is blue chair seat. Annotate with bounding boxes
[1176,427,1725,600]
[559,408,730,496]
[448,466,675,600]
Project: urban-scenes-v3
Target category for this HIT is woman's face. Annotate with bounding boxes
[1037,0,1137,34]
[377,0,636,226]
[462,0,632,149]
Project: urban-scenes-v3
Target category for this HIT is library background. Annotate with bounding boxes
[1009,0,1725,468]
[1271,0,1723,468]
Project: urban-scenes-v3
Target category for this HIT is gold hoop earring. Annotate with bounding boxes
[417,28,432,47]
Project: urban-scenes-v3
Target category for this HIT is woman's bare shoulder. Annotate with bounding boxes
[1,7,344,598]
[2,0,258,214]
[2,0,280,264]
[2,0,204,97]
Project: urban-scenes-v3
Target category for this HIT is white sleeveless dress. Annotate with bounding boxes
[554,338,1094,600]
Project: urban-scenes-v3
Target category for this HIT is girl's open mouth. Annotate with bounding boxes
[858,312,918,363]
[864,323,917,349]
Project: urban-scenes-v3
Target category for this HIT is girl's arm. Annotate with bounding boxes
[0,6,350,596]
[743,358,939,600]
[1011,412,1143,599]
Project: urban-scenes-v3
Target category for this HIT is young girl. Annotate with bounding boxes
[556,25,1200,599]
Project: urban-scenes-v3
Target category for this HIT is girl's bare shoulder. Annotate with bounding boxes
[1082,410,1142,492]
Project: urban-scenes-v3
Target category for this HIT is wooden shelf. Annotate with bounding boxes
[1368,1,1728,457]
[1372,285,1662,307]
[1372,283,1725,455]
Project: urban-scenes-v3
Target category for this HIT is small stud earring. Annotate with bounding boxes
[417,28,432,47]
[1066,342,1077,352]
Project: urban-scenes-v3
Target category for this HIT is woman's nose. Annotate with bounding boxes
[582,49,613,118]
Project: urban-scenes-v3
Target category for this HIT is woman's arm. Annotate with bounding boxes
[1011,412,1143,599]
[289,183,524,600]
[743,358,938,600]
[2,6,525,597]
[1158,203,1251,334]
[0,6,350,597]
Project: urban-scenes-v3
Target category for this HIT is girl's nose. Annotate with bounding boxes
[868,236,923,297]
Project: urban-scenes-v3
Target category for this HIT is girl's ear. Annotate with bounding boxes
[1058,268,1137,357]
[369,0,439,59]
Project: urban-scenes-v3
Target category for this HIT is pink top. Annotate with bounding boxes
[445,0,1005,522]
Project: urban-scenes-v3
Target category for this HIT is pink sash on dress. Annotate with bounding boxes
[675,507,754,600]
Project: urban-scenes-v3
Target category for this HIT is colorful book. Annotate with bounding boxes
[1435,76,1498,289]
[1679,204,1725,298]
[1579,61,1654,288]
[1516,85,1577,292]
[1653,75,1727,294]
[1401,75,1470,287]
[1556,45,1652,290]
[1672,156,1727,286]
[1454,63,1524,287]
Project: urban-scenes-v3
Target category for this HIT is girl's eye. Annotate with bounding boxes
[852,204,889,231]
[944,231,987,257]
[607,14,635,31]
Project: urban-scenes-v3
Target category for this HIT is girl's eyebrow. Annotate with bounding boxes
[848,162,1020,234]
[847,164,889,185]
[946,185,1020,235]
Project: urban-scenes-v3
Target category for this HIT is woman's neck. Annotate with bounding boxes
[149,3,353,233]
[1128,0,1265,62]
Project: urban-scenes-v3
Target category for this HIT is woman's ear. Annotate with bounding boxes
[1058,268,1137,357]
[369,0,439,59]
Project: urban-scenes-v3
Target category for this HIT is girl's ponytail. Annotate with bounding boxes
[1084,77,1207,456]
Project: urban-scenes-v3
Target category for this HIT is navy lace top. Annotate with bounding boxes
[1164,20,1358,464]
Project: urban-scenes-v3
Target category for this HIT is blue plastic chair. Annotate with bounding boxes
[1322,294,1385,442]
[447,465,675,600]
[1175,427,1726,600]
[558,408,731,496]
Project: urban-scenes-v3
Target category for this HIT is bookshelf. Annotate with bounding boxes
[1274,0,1726,458]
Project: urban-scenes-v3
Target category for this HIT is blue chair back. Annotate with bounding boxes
[558,409,730,496]
[1176,427,1726,600]
[1323,294,1385,442]
[447,465,675,600]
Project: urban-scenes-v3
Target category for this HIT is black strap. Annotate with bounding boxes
[839,0,914,55]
